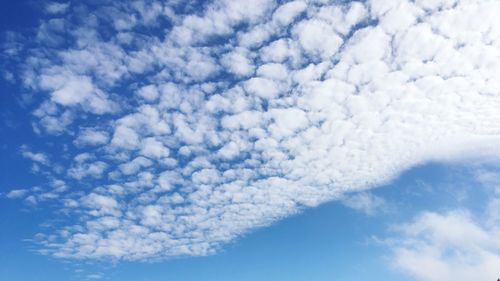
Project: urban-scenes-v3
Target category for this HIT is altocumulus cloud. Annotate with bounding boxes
[3,0,500,260]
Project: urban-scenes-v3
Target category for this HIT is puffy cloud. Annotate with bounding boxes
[136,85,159,102]
[6,0,500,262]
[220,48,255,77]
[40,74,116,114]
[118,156,153,176]
[259,38,301,64]
[256,63,289,80]
[244,77,282,99]
[74,128,109,147]
[81,193,121,217]
[67,153,107,180]
[45,2,70,15]
[170,0,275,45]
[111,125,140,150]
[292,18,344,59]
[272,1,307,26]
[139,137,169,159]
[20,147,50,166]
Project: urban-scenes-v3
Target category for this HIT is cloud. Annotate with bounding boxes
[74,128,110,147]
[387,167,500,281]
[389,210,500,281]
[6,189,29,199]
[221,48,255,77]
[45,2,70,15]
[81,193,121,217]
[20,145,50,166]
[68,158,107,180]
[40,73,117,114]
[341,192,387,216]
[272,0,307,26]
[86,273,103,280]
[5,0,500,261]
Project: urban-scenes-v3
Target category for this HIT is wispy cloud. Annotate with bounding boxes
[389,210,500,281]
[20,145,50,166]
[5,189,29,199]
[387,168,500,281]
[341,192,388,216]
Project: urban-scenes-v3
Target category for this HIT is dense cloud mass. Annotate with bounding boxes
[3,0,500,260]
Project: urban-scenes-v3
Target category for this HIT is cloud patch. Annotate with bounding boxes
[390,210,500,281]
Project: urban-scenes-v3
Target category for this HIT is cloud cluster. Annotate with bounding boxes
[4,0,500,260]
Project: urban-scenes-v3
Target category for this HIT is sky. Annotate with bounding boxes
[0,0,499,280]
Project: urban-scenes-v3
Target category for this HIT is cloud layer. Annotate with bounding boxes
[4,0,500,260]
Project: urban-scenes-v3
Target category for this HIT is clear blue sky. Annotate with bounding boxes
[1,1,499,280]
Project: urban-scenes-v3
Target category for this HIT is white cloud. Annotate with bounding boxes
[387,167,500,281]
[35,72,117,131]
[139,137,169,159]
[268,108,309,139]
[86,273,103,280]
[110,125,140,150]
[45,2,70,15]
[221,48,255,77]
[170,0,275,45]
[41,74,91,105]
[259,38,301,64]
[136,84,159,102]
[118,156,153,176]
[20,146,50,166]
[66,153,107,180]
[292,19,343,59]
[341,192,387,216]
[272,1,307,26]
[256,63,289,80]
[6,189,29,199]
[7,0,500,262]
[390,210,500,281]
[244,77,281,99]
[81,193,121,217]
[74,128,109,147]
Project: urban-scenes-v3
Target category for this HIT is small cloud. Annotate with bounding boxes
[388,210,500,281]
[45,2,70,15]
[25,195,38,205]
[6,189,28,199]
[74,128,110,147]
[341,192,387,216]
[20,145,50,166]
[86,273,103,280]
[474,169,500,194]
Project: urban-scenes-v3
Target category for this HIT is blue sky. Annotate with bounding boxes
[1,0,500,280]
